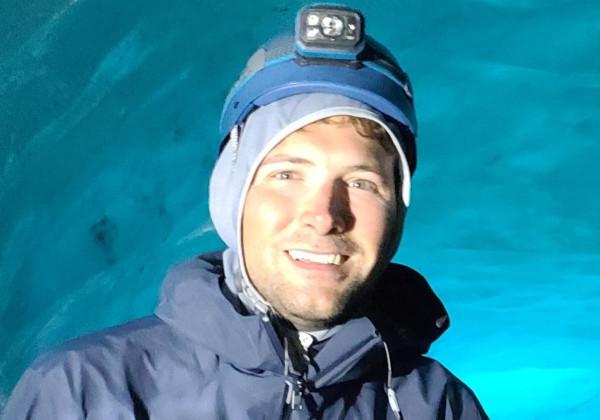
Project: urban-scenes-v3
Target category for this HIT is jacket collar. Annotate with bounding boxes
[155,251,449,387]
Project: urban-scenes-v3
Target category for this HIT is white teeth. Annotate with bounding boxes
[288,250,343,265]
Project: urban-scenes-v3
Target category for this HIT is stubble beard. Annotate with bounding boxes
[257,259,387,331]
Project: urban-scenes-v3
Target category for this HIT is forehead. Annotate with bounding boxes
[262,117,395,163]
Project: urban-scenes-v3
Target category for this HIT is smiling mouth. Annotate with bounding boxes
[286,249,346,266]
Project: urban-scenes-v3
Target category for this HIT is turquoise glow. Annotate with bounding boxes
[1,1,598,418]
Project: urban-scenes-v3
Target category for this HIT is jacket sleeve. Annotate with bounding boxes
[1,358,84,420]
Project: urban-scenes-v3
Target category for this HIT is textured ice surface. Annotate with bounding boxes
[1,0,599,417]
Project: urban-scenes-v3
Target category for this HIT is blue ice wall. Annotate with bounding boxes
[1,0,599,418]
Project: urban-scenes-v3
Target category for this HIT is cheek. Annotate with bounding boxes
[242,187,295,239]
[350,200,396,247]
[242,187,296,282]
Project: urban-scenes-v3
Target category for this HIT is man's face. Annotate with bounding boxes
[241,117,401,330]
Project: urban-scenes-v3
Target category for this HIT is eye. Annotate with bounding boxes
[272,170,298,180]
[347,179,378,192]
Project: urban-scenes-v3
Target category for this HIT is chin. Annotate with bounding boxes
[277,294,357,330]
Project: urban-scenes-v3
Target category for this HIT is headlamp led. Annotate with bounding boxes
[295,5,365,60]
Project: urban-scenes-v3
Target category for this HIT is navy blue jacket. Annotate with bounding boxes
[1,252,488,419]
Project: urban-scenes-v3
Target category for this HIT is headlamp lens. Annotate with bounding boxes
[306,13,320,26]
[306,26,320,40]
[321,15,344,37]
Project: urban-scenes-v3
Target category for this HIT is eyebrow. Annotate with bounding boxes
[260,155,385,176]
[260,155,314,166]
[346,164,384,175]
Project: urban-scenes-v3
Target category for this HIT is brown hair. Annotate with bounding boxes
[319,115,398,155]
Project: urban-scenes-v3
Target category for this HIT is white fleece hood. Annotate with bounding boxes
[208,93,412,315]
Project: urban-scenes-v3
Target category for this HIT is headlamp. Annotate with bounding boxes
[295,5,365,60]
[220,4,418,174]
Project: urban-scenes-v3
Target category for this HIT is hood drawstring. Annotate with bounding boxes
[283,337,306,411]
[383,340,403,420]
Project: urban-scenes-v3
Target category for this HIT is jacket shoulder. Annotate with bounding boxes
[1,316,174,419]
[395,357,488,419]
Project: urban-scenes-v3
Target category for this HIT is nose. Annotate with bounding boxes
[298,180,353,235]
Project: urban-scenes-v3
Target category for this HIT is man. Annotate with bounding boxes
[2,5,488,419]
